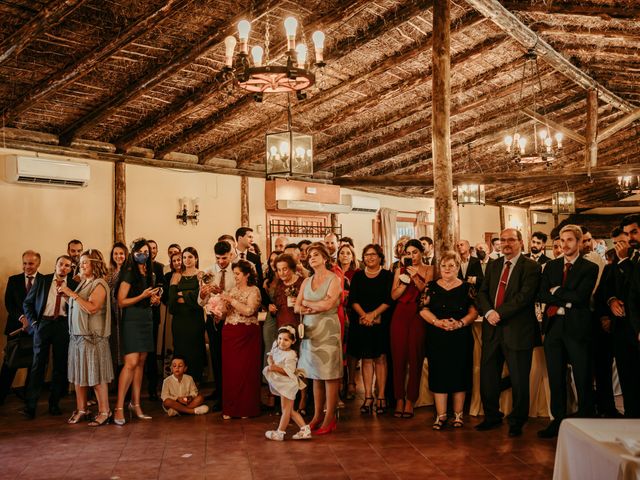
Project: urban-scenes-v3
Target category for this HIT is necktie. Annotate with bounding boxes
[219,269,226,292]
[26,276,34,293]
[547,262,573,318]
[53,279,64,318]
[240,252,245,260]
[495,260,511,308]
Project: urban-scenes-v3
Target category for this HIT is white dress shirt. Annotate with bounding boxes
[42,277,68,317]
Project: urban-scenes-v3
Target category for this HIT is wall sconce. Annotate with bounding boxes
[177,197,199,225]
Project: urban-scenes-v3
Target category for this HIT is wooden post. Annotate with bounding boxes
[585,89,598,169]
[240,176,249,226]
[114,161,126,244]
[432,0,455,254]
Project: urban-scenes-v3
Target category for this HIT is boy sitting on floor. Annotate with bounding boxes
[161,355,209,416]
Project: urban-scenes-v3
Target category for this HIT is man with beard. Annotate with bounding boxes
[525,232,551,265]
[324,232,339,265]
[552,236,563,259]
[67,239,83,281]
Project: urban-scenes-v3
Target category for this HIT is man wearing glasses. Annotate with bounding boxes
[476,228,541,437]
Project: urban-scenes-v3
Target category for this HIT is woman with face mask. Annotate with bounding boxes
[113,238,161,425]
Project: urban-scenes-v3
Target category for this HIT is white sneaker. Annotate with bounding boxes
[194,405,209,415]
[265,430,285,441]
[292,425,312,440]
[166,408,180,417]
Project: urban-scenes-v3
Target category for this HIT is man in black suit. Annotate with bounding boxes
[235,227,263,282]
[525,231,551,265]
[475,242,492,275]
[476,228,541,437]
[538,225,599,437]
[66,239,83,281]
[456,239,484,289]
[420,236,436,266]
[21,255,76,418]
[0,251,43,405]
[614,216,640,417]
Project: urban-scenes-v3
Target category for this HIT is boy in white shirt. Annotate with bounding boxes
[161,355,209,416]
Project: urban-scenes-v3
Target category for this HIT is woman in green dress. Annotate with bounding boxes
[169,247,206,383]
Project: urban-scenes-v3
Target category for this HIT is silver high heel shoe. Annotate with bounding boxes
[113,407,126,426]
[128,403,152,420]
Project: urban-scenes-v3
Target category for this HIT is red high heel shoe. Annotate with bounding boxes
[314,417,337,435]
[308,416,324,431]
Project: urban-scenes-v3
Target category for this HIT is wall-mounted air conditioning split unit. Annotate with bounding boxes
[3,154,90,187]
[341,194,380,213]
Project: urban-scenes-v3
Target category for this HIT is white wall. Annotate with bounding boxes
[458,204,501,246]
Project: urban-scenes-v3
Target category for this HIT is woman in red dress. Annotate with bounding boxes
[220,260,262,419]
[390,239,433,418]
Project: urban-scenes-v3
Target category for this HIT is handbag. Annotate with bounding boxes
[4,333,33,369]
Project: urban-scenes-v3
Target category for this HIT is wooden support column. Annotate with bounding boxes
[585,89,598,169]
[432,0,455,254]
[240,176,249,226]
[330,214,338,231]
[114,161,126,244]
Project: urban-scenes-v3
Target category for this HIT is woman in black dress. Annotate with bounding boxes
[347,244,393,415]
[420,251,477,430]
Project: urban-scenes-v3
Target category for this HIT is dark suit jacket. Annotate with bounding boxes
[23,274,78,327]
[458,256,485,288]
[4,272,44,334]
[624,257,640,336]
[538,255,598,340]
[477,254,541,350]
[525,253,551,265]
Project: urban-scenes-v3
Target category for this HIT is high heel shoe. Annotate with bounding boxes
[88,411,112,427]
[360,397,374,415]
[67,409,89,424]
[375,398,387,415]
[314,417,337,435]
[128,403,152,420]
[432,413,448,430]
[113,407,126,426]
[393,400,405,418]
[308,416,324,430]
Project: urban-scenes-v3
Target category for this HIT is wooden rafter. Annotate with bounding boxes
[501,1,640,20]
[0,0,86,65]
[466,0,635,112]
[1,0,189,124]
[598,108,640,142]
[520,107,585,144]
[58,0,281,143]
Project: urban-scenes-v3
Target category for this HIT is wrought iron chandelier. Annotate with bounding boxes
[503,49,564,166]
[223,17,325,102]
[552,191,575,214]
[456,145,485,205]
[618,175,640,196]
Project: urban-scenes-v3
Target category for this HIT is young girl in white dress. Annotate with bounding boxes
[263,325,310,441]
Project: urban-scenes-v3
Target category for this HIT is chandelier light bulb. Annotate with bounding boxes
[555,132,563,148]
[312,30,325,63]
[504,135,513,149]
[279,141,290,156]
[295,43,307,67]
[269,145,277,157]
[284,17,298,50]
[539,129,548,140]
[251,45,263,67]
[518,136,527,153]
[295,146,305,158]
[237,20,251,54]
[224,36,237,67]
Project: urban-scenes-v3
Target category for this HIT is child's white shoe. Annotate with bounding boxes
[194,405,209,415]
[292,425,312,440]
[167,408,180,417]
[265,430,285,441]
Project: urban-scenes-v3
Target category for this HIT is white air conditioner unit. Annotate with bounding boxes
[277,200,352,213]
[3,154,90,187]
[342,194,380,213]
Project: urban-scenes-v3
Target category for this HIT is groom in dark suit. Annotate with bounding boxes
[476,228,541,437]
[0,251,43,405]
[21,255,76,418]
[537,225,599,437]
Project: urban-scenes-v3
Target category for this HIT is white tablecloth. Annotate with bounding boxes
[553,419,640,480]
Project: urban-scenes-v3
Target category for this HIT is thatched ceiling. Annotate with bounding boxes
[1,0,639,207]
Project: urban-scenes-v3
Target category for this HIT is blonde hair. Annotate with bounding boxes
[559,224,582,242]
[439,251,461,268]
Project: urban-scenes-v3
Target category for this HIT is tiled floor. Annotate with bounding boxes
[0,391,556,479]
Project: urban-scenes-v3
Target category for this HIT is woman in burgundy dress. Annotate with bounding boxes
[219,260,262,419]
[390,239,433,418]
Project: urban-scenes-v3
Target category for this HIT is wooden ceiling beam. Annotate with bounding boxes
[198,11,485,161]
[501,1,640,20]
[0,0,86,65]
[466,0,635,112]
[520,107,585,144]
[152,0,434,159]
[117,0,384,153]
[57,0,281,144]
[598,108,640,143]
[1,0,189,124]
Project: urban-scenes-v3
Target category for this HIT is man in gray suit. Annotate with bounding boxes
[476,228,541,437]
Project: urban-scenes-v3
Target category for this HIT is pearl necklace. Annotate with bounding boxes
[365,266,382,276]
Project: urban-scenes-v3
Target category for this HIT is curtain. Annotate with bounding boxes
[415,210,429,238]
[379,207,397,269]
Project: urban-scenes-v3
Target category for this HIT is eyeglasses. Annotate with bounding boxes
[500,238,519,243]
[363,253,379,257]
